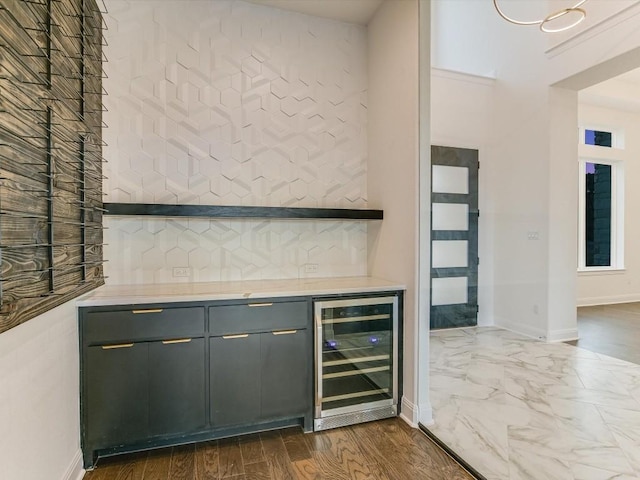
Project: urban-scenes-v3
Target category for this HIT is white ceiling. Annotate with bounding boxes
[245,0,383,25]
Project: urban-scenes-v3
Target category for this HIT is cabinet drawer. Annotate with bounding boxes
[83,307,205,344]
[209,300,308,336]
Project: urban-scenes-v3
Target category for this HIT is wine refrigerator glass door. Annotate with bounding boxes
[315,296,398,421]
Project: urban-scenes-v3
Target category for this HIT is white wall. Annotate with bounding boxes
[546,87,579,341]
[577,102,640,305]
[431,0,578,341]
[103,0,370,284]
[430,68,495,327]
[432,0,640,340]
[367,0,420,423]
[0,301,83,480]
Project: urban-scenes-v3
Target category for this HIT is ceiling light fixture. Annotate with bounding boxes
[493,0,587,33]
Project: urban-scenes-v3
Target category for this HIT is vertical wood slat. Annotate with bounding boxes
[80,0,86,281]
[0,0,104,334]
[46,106,55,293]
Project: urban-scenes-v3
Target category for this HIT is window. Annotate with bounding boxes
[579,126,624,149]
[584,129,612,147]
[578,159,624,270]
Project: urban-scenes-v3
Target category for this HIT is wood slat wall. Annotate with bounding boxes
[0,0,105,334]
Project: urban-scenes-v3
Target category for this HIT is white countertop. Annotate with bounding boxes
[76,276,405,307]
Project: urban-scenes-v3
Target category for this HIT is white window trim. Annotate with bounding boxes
[577,157,624,272]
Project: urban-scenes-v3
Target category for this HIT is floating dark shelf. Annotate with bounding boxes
[103,203,383,220]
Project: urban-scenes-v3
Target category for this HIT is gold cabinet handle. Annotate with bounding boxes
[272,330,297,335]
[132,309,163,314]
[222,334,249,339]
[248,303,273,307]
[162,338,192,345]
[101,343,134,350]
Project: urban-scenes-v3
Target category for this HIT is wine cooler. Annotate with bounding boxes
[314,295,399,431]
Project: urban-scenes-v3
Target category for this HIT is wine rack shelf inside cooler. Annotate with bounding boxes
[314,296,398,431]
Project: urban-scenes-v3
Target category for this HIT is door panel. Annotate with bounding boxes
[432,240,468,268]
[149,338,206,437]
[432,165,469,194]
[430,146,479,329]
[85,343,149,448]
[431,276,468,306]
[210,334,261,427]
[432,203,469,231]
[261,330,309,419]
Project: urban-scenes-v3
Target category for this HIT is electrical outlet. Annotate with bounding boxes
[172,267,191,278]
[304,263,319,274]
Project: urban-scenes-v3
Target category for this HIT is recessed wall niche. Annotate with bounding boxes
[102,0,370,284]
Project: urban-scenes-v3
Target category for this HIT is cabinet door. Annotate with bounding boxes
[85,343,148,448]
[149,338,206,437]
[261,329,309,419]
[210,334,260,427]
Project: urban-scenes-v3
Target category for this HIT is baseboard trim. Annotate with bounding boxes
[577,294,640,307]
[418,424,487,480]
[494,319,547,341]
[63,449,85,480]
[547,328,579,343]
[399,396,418,427]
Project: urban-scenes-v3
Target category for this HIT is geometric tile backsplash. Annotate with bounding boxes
[103,1,369,284]
[103,217,368,284]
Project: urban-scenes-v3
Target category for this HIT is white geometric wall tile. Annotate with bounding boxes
[104,217,367,285]
[103,0,369,284]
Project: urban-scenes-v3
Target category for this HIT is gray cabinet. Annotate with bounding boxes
[149,338,206,436]
[85,343,148,449]
[208,300,312,430]
[84,338,206,450]
[80,298,313,469]
[209,330,310,428]
[261,329,308,419]
[210,334,261,427]
[81,306,206,468]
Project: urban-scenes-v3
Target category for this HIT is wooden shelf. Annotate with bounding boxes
[103,203,384,220]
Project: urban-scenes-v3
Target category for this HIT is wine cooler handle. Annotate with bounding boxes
[315,306,323,413]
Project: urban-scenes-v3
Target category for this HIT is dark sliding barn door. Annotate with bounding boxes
[430,146,479,330]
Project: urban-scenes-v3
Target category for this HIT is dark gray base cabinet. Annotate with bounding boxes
[210,329,309,428]
[210,334,261,427]
[85,343,148,448]
[261,330,309,419]
[80,298,312,469]
[149,338,206,436]
[85,338,206,449]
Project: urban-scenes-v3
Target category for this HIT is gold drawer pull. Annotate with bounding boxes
[162,338,192,345]
[272,330,297,335]
[248,303,273,307]
[132,309,163,314]
[222,334,249,339]
[102,343,134,350]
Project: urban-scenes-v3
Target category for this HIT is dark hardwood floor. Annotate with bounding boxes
[83,418,474,480]
[569,302,640,364]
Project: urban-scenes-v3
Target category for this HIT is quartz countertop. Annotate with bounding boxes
[76,276,405,307]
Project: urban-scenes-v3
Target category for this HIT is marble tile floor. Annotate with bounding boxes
[428,327,640,480]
